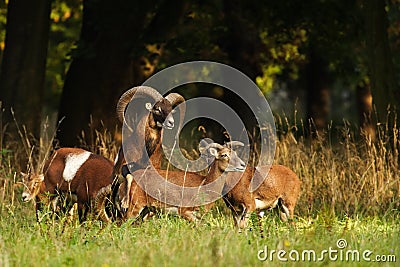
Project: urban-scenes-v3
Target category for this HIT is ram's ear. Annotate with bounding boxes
[145,102,153,111]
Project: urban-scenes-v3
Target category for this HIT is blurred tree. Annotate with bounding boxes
[0,0,52,139]
[364,0,400,128]
[0,0,7,65]
[57,0,188,146]
[304,47,331,136]
[220,0,264,80]
[1,0,395,147]
[253,0,381,139]
[45,0,82,113]
[356,80,375,140]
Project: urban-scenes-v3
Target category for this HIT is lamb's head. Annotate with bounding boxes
[117,86,185,131]
[21,172,44,202]
[203,142,246,173]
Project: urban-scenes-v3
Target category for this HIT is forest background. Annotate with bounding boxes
[1,0,400,149]
[0,2,399,266]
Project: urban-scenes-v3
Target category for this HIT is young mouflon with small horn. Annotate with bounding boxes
[96,141,246,223]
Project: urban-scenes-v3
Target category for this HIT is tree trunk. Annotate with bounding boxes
[56,43,140,147]
[57,1,157,147]
[57,0,187,147]
[306,48,330,137]
[356,82,375,141]
[364,0,399,127]
[0,0,52,139]
[221,0,263,80]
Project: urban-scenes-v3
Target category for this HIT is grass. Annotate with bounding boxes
[0,115,399,266]
[0,203,398,266]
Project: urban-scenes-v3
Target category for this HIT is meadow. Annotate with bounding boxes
[0,118,399,266]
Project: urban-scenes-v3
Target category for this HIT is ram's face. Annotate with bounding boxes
[21,172,44,202]
[151,99,175,129]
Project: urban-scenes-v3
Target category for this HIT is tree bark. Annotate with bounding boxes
[356,82,375,141]
[57,0,187,147]
[221,0,263,80]
[306,48,330,137]
[0,0,52,139]
[364,0,399,126]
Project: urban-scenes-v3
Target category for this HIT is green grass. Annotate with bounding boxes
[0,198,399,267]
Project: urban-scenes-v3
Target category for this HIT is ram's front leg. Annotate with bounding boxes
[120,173,133,213]
[124,182,149,225]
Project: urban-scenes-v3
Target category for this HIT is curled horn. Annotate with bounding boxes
[206,142,224,150]
[165,93,185,107]
[94,184,113,223]
[165,93,186,137]
[116,86,164,123]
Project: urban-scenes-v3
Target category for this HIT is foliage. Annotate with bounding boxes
[45,0,82,112]
[2,0,400,131]
[0,0,8,67]
[256,27,308,94]
[0,0,81,113]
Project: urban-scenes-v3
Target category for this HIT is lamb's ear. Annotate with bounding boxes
[198,138,213,154]
[145,102,153,111]
[208,147,218,158]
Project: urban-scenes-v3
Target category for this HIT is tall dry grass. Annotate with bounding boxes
[0,106,399,219]
[274,115,400,218]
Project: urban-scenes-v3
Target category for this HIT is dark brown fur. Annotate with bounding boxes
[22,148,113,220]
[110,88,185,216]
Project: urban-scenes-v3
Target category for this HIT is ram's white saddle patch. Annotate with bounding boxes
[63,151,91,182]
[255,198,279,210]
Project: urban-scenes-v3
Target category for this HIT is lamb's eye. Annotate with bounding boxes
[221,154,228,158]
